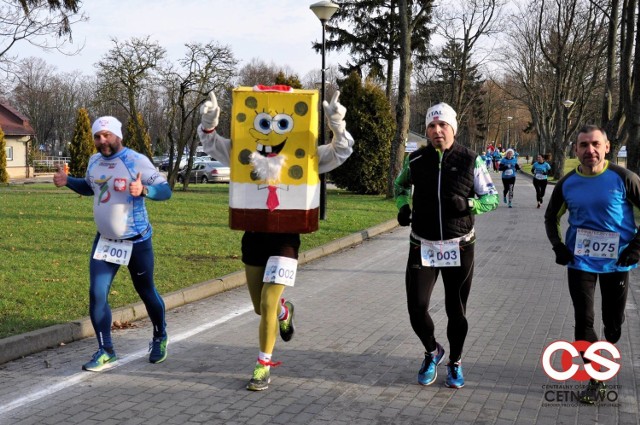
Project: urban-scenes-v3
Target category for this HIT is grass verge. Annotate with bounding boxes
[0,183,396,339]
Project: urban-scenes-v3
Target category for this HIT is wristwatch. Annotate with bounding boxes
[141,186,148,197]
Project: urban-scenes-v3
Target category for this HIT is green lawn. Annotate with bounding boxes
[0,184,397,339]
[521,158,580,179]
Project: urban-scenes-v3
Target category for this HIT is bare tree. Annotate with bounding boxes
[0,0,86,71]
[434,0,504,117]
[95,36,166,158]
[503,0,607,178]
[161,41,237,189]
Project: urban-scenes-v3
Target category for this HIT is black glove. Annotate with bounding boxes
[397,204,411,226]
[616,237,640,267]
[449,195,471,212]
[552,243,574,266]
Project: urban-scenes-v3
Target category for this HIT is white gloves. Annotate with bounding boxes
[323,90,346,137]
[200,91,220,131]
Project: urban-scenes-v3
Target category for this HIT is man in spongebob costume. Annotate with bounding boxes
[198,85,354,390]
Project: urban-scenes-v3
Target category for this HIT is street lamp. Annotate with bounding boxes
[506,116,513,148]
[310,0,339,220]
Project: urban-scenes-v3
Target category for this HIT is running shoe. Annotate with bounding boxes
[246,363,271,391]
[537,202,540,208]
[503,196,507,204]
[149,335,168,364]
[445,361,465,388]
[508,202,512,208]
[279,299,295,342]
[579,379,606,404]
[82,348,117,372]
[417,343,445,386]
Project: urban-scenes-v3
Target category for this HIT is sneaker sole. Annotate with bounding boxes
[418,373,437,386]
[246,378,271,391]
[82,359,118,372]
[445,381,464,389]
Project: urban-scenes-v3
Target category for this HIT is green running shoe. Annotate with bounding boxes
[149,335,168,364]
[246,363,271,391]
[279,299,295,342]
[82,348,117,372]
[579,379,606,404]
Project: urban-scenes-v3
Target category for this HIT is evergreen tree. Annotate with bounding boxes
[274,71,303,89]
[68,108,95,177]
[330,73,395,194]
[0,126,7,184]
[319,0,433,98]
[125,112,152,158]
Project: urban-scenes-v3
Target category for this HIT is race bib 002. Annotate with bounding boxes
[263,256,298,286]
[420,240,461,267]
[93,236,133,265]
[574,228,619,259]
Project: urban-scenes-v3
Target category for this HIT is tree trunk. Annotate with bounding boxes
[388,0,412,198]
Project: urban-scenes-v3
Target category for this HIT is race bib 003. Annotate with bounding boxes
[263,256,298,286]
[574,228,619,259]
[93,236,133,265]
[420,240,461,267]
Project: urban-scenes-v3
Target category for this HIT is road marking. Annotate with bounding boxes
[0,304,254,417]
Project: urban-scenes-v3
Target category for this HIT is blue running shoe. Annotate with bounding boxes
[503,196,507,204]
[445,361,465,388]
[417,343,445,386]
[149,335,168,364]
[82,348,117,372]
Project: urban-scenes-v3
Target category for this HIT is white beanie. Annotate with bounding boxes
[92,116,123,139]
[425,102,457,135]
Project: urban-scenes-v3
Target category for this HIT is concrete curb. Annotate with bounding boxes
[0,219,399,365]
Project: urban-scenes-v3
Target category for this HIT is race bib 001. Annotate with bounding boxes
[420,240,461,267]
[263,256,298,286]
[574,228,619,259]
[93,236,133,265]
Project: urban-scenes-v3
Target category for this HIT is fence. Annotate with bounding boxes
[32,157,70,174]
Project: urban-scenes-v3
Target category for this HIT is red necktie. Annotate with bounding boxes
[267,185,279,211]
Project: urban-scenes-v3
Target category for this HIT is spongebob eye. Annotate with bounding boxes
[272,114,293,135]
[254,113,272,135]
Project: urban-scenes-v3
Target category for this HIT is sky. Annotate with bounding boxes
[17,0,349,79]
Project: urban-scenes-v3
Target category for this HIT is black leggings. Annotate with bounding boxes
[405,241,474,362]
[533,179,548,203]
[567,268,628,344]
[502,177,516,201]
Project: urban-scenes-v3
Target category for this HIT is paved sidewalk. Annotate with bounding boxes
[0,175,638,424]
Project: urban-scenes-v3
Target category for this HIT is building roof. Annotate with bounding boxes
[0,101,35,137]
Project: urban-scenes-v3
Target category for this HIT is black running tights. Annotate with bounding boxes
[405,241,474,362]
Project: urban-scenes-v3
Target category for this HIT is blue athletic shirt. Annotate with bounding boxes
[544,161,640,273]
[531,161,551,180]
[66,147,171,241]
[499,157,520,179]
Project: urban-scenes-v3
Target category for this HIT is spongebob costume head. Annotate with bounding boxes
[228,85,320,233]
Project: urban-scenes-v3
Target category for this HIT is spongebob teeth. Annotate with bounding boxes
[265,145,272,153]
[257,143,264,153]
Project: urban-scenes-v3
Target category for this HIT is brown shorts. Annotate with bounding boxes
[241,232,301,267]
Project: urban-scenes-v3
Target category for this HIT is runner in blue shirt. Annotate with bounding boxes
[498,148,521,207]
[53,116,172,372]
[544,124,640,404]
[531,154,552,208]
